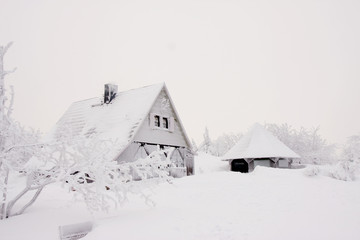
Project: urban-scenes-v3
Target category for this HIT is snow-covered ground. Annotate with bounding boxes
[1,153,360,240]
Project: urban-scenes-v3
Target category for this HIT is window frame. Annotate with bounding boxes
[162,117,169,129]
[150,113,174,132]
[154,115,160,128]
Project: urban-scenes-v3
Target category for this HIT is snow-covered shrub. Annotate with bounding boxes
[329,161,357,181]
[329,135,360,181]
[342,135,360,165]
[128,147,172,180]
[303,165,320,177]
[61,140,172,213]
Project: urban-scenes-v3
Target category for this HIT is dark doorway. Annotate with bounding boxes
[231,159,249,173]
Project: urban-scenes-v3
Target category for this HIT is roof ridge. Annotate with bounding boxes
[71,83,165,104]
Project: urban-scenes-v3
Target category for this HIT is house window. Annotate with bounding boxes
[154,115,160,127]
[151,113,173,132]
[162,117,169,129]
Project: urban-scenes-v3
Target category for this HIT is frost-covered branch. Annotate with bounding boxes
[62,140,172,213]
[0,42,51,219]
[0,42,13,58]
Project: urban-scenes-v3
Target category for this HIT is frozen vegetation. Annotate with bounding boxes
[0,153,360,239]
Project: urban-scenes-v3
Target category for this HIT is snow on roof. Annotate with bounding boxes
[45,83,165,159]
[223,123,300,160]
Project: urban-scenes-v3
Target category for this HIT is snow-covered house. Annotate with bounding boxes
[46,83,194,177]
[223,123,300,173]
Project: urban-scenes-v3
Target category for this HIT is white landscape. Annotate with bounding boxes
[1,1,360,239]
[1,153,360,240]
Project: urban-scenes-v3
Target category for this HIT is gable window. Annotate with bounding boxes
[162,117,169,129]
[154,115,160,127]
[150,113,174,132]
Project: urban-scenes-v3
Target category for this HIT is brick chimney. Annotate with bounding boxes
[104,84,118,104]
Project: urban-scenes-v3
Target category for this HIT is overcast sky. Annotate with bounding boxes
[1,0,359,145]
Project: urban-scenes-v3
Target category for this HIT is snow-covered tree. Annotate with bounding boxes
[342,135,360,163]
[200,127,212,154]
[191,138,198,153]
[198,127,242,156]
[0,42,46,219]
[265,123,336,164]
[330,134,360,181]
[210,132,242,156]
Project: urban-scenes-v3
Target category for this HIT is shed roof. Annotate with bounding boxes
[223,123,300,160]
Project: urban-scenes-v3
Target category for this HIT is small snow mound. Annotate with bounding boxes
[195,152,228,174]
[303,165,320,177]
[251,165,285,176]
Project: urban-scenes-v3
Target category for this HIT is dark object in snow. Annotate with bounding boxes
[231,159,248,173]
[104,83,118,104]
[59,221,93,240]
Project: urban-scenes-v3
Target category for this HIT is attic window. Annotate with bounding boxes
[154,115,160,127]
[150,113,174,132]
[162,117,169,129]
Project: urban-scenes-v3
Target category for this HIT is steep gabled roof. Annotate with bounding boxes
[45,83,192,161]
[223,123,300,160]
[45,83,163,154]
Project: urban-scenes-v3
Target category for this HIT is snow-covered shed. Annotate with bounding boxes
[223,123,300,172]
[46,83,194,177]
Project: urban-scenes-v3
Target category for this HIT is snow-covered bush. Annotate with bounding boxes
[342,135,360,164]
[328,161,356,181]
[328,135,360,181]
[303,165,320,177]
[63,141,172,213]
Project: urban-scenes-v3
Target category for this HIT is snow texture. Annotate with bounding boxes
[223,123,300,160]
[1,153,360,239]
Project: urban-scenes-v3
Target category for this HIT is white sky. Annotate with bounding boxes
[1,0,359,145]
